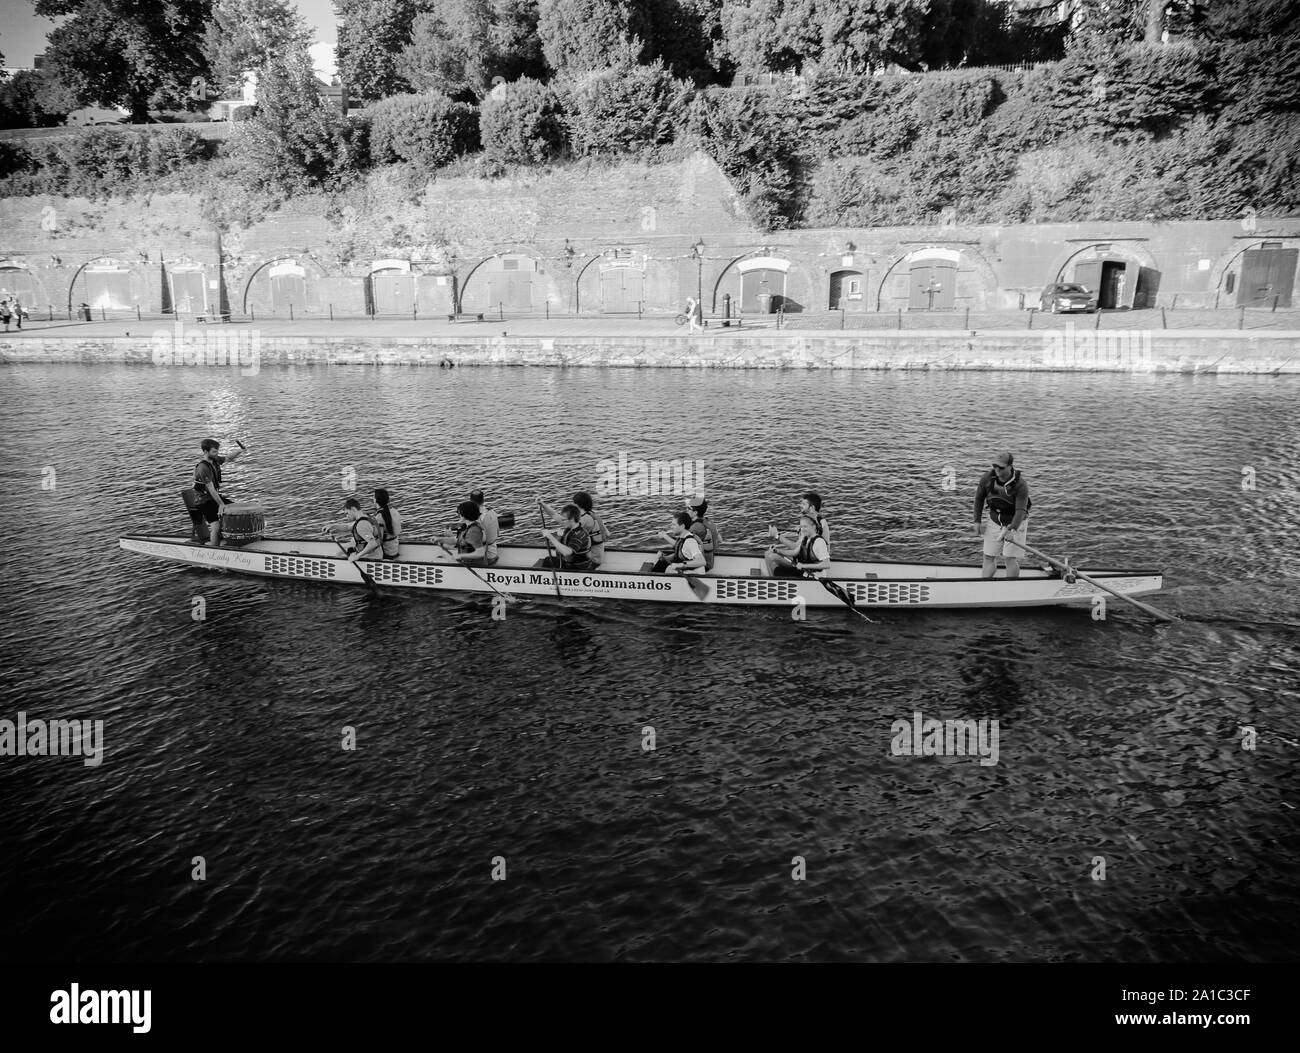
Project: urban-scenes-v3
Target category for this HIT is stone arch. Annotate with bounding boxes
[240,251,331,315]
[1044,240,1160,310]
[874,245,999,311]
[458,244,557,315]
[0,260,51,315]
[1208,237,1300,309]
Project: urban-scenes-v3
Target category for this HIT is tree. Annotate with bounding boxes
[226,53,360,192]
[335,0,419,100]
[396,0,543,100]
[480,77,563,165]
[537,0,648,75]
[0,70,74,128]
[202,0,313,98]
[36,0,211,122]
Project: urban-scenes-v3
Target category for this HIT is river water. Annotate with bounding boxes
[1,363,1297,963]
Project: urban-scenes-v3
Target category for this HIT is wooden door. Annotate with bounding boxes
[371,273,414,314]
[1239,248,1298,307]
[271,273,306,313]
[86,270,132,310]
[171,270,206,314]
[908,263,955,309]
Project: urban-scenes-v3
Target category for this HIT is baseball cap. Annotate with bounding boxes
[686,493,706,509]
[992,451,1013,468]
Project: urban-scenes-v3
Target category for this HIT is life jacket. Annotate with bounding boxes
[194,457,222,500]
[690,517,719,570]
[455,521,485,554]
[376,505,400,556]
[985,470,1032,526]
[797,534,828,565]
[668,533,702,566]
[351,514,380,552]
[583,510,607,547]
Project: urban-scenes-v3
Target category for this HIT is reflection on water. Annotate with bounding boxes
[0,364,1297,963]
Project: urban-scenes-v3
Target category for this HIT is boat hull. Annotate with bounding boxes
[118,536,1165,610]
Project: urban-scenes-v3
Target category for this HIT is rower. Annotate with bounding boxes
[765,514,830,577]
[685,494,720,571]
[539,503,594,570]
[539,491,607,568]
[652,512,705,575]
[334,498,381,564]
[975,451,1031,580]
[192,437,247,548]
[373,488,402,559]
[469,488,499,566]
[800,491,830,545]
[449,501,489,566]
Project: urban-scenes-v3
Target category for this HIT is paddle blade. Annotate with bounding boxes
[685,574,709,600]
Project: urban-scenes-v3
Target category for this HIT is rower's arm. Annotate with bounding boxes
[354,524,381,560]
[537,499,560,521]
[973,477,989,523]
[457,542,486,561]
[1009,478,1030,530]
[542,528,573,557]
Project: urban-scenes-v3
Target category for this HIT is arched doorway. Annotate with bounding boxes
[1052,241,1160,310]
[829,269,864,310]
[367,260,414,315]
[737,256,790,314]
[462,254,536,314]
[0,263,46,313]
[908,249,958,310]
[169,266,207,314]
[599,253,645,313]
[269,261,307,313]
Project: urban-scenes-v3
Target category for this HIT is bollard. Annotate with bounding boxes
[1027,308,1035,330]
[48,305,53,322]
[1238,305,1245,330]
[289,303,294,321]
[413,303,417,321]
[546,302,549,320]
[498,302,504,322]
[101,306,106,321]
[1273,294,1280,312]
[897,307,902,330]
[330,303,334,321]
[1161,307,1167,329]
[840,307,845,330]
[638,300,642,320]
[136,304,141,321]
[776,308,783,330]
[964,306,970,330]
[1094,307,1102,330]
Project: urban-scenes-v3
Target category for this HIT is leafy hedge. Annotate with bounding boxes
[479,78,564,168]
[366,92,480,170]
[558,61,692,158]
[0,126,212,198]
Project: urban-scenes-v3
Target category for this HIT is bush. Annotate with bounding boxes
[480,78,564,167]
[367,92,479,170]
[559,60,693,158]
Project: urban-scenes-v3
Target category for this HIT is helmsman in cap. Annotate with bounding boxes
[974,451,1032,579]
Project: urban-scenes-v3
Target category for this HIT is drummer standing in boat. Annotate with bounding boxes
[975,451,1031,579]
[193,438,247,548]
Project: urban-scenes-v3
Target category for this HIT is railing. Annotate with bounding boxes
[16,304,1298,332]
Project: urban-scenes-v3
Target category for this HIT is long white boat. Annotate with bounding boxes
[118,534,1164,611]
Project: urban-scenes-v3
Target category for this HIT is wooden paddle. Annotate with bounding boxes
[537,502,563,599]
[805,570,877,623]
[431,540,520,605]
[329,535,380,596]
[1013,539,1176,623]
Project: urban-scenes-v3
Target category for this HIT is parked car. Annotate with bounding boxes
[1039,282,1098,313]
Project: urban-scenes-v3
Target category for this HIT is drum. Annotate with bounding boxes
[220,504,265,546]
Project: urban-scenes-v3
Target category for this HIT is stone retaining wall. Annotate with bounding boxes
[2,330,1298,373]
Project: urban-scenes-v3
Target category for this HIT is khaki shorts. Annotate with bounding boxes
[983,517,1027,559]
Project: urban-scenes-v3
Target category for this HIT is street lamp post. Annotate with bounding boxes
[691,237,704,314]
